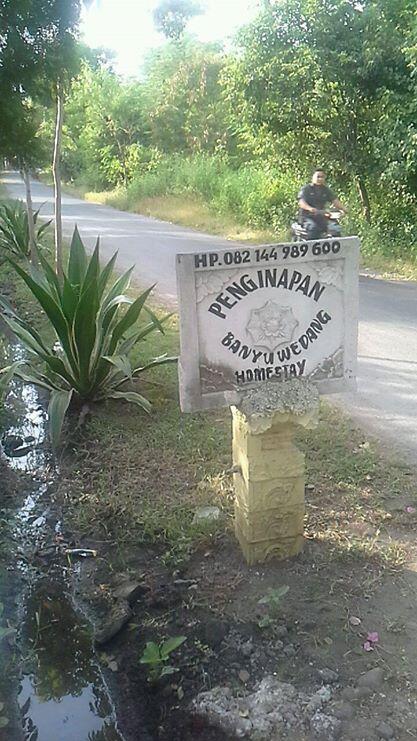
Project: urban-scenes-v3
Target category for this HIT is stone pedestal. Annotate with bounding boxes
[231,381,319,565]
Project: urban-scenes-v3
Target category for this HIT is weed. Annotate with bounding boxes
[257,586,289,629]
[139,635,187,683]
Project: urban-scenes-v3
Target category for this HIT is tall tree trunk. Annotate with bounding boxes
[356,176,371,224]
[21,162,38,265]
[53,80,64,279]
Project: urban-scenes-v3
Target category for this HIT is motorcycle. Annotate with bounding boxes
[290,210,343,242]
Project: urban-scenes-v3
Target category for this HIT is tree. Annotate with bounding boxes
[62,62,150,188]
[143,40,230,155]
[153,0,202,40]
[0,0,84,274]
[223,0,414,222]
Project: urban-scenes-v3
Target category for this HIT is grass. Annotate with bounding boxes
[85,192,281,244]
[58,310,416,573]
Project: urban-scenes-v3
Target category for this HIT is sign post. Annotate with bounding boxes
[177,237,360,563]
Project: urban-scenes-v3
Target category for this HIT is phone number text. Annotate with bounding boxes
[194,240,341,270]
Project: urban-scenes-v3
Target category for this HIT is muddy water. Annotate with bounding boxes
[0,344,124,740]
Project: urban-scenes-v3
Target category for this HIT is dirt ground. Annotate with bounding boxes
[63,470,417,741]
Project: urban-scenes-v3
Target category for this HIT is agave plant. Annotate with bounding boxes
[0,200,51,258]
[0,227,175,446]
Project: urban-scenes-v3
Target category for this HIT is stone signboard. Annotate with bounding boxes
[177,236,360,412]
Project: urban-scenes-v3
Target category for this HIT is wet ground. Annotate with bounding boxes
[0,341,124,741]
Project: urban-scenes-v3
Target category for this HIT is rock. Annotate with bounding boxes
[192,686,253,738]
[340,687,358,702]
[283,644,296,657]
[192,506,221,525]
[355,686,373,699]
[316,686,332,703]
[241,640,254,658]
[357,667,384,690]
[318,668,339,684]
[275,625,288,639]
[332,702,355,720]
[375,721,394,739]
[238,670,250,683]
[306,686,332,714]
[310,711,341,740]
[94,600,132,645]
[192,675,340,740]
[112,581,147,605]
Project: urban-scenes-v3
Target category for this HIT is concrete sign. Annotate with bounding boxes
[177,237,360,412]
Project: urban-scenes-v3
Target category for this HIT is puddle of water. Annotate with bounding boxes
[1,336,46,473]
[0,338,126,741]
[19,583,123,741]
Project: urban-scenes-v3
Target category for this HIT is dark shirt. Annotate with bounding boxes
[298,184,336,222]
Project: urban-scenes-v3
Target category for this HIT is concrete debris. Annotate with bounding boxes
[192,675,340,740]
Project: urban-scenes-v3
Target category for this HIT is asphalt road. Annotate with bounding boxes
[2,171,417,464]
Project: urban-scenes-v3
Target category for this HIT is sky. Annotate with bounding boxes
[81,0,260,78]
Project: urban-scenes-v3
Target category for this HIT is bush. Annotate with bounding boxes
[125,154,299,232]
[0,201,51,259]
[0,228,175,446]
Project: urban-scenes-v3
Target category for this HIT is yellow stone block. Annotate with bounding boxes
[235,529,304,565]
[234,446,305,483]
[234,504,304,542]
[233,474,305,512]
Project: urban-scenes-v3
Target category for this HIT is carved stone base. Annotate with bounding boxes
[231,381,319,565]
[235,530,305,566]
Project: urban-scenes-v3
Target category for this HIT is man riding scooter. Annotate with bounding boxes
[298,168,348,239]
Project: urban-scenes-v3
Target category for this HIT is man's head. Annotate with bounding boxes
[312,169,326,185]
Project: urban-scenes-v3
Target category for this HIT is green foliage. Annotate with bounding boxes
[140,635,186,682]
[258,586,289,629]
[0,201,51,259]
[62,63,150,188]
[0,602,15,642]
[123,154,298,232]
[0,227,175,446]
[143,39,230,155]
[0,0,83,166]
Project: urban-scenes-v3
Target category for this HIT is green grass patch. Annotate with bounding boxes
[60,312,416,571]
[85,191,281,244]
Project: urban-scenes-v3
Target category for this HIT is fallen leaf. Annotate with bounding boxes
[363,641,374,652]
[367,631,379,644]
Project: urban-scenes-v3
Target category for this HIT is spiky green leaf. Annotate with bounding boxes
[48,388,73,448]
[107,390,152,413]
[68,226,87,289]
[109,285,154,352]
